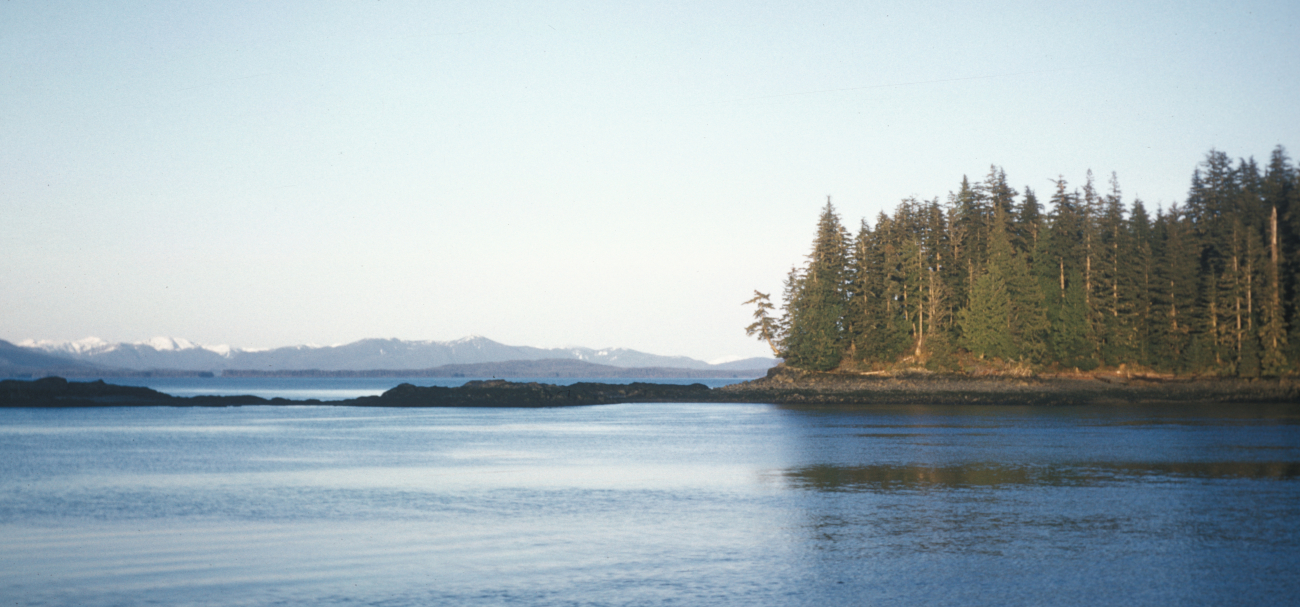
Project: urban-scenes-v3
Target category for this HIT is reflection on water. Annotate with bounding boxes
[781,461,1300,490]
[1,402,1298,606]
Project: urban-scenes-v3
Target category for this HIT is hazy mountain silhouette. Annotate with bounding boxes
[0,339,105,376]
[13,336,780,373]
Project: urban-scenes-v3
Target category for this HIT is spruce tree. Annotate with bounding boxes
[1151,206,1198,371]
[982,166,1017,233]
[1126,199,1155,366]
[1261,147,1294,373]
[1186,150,1237,256]
[1014,186,1042,258]
[921,199,956,367]
[859,213,911,362]
[743,291,782,357]
[782,201,850,371]
[1261,205,1289,375]
[1081,171,1102,340]
[959,269,1014,359]
[991,204,1048,361]
[843,219,872,361]
[759,147,1294,376]
[949,176,986,314]
[1095,173,1131,365]
[1038,178,1092,367]
[1057,271,1097,370]
[1033,218,1065,365]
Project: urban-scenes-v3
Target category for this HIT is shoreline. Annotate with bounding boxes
[714,366,1300,407]
[3,369,1298,408]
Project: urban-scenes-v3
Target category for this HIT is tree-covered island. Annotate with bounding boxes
[7,149,1300,409]
[750,148,1300,379]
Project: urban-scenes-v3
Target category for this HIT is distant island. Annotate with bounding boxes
[4,369,1295,409]
[748,148,1300,380]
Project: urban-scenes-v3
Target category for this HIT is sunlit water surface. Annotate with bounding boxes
[2,401,1297,606]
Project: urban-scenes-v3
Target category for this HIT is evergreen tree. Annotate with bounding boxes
[1013,186,1042,257]
[1241,228,1267,377]
[920,199,956,365]
[1261,146,1295,372]
[1081,170,1102,337]
[781,201,850,371]
[960,203,1046,362]
[1033,217,1065,364]
[846,217,909,363]
[1261,205,1289,375]
[760,147,1294,377]
[1186,150,1237,254]
[1094,173,1131,364]
[982,166,1017,233]
[1051,269,1096,370]
[743,291,782,357]
[1151,206,1198,371]
[1291,168,1300,363]
[778,265,803,358]
[856,213,911,362]
[992,203,1048,360]
[948,176,986,314]
[1126,199,1155,366]
[843,219,872,361]
[959,269,1014,359]
[1038,178,1091,367]
[1214,222,1248,371]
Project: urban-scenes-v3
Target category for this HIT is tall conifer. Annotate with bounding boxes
[1126,199,1155,366]
[782,201,850,371]
[1095,173,1130,364]
[765,147,1294,376]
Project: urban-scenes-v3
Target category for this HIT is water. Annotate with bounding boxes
[96,376,750,401]
[1,400,1297,606]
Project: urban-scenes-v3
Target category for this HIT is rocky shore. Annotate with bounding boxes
[0,377,289,407]
[715,365,1300,406]
[2,369,1297,408]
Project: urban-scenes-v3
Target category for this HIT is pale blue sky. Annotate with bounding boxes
[3,1,1297,362]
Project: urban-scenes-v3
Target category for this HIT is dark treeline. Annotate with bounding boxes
[748,148,1299,377]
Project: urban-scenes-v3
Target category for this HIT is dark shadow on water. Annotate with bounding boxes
[776,402,1300,425]
[779,461,1300,491]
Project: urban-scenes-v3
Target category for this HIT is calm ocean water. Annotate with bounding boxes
[1,396,1297,606]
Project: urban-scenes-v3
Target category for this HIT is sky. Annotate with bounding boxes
[3,1,1298,363]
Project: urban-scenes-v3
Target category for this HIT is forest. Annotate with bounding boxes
[747,147,1298,377]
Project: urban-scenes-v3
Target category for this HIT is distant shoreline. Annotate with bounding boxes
[2,369,1296,408]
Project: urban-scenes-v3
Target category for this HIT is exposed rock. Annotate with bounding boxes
[0,377,269,407]
[354,380,713,408]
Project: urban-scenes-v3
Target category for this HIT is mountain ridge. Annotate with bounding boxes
[221,358,767,379]
[10,336,780,374]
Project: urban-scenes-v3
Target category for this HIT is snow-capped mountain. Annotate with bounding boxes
[17,336,241,370]
[13,336,780,373]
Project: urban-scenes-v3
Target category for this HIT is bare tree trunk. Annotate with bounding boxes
[1234,254,1241,355]
[916,243,925,353]
[1270,206,1281,350]
[1058,258,1065,300]
[1112,230,1119,317]
[1247,256,1254,331]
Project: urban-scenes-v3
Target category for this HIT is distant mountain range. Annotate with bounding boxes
[223,358,767,379]
[3,336,780,377]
